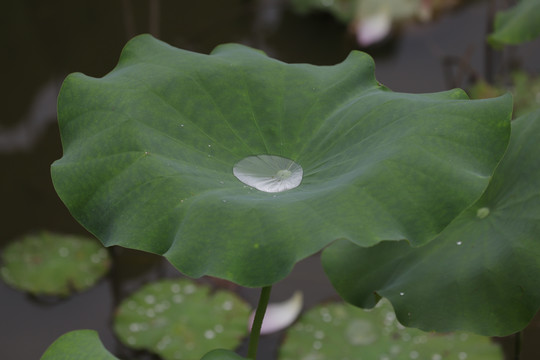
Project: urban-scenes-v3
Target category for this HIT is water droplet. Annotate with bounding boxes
[313,341,322,350]
[180,124,184,127]
[476,207,490,219]
[214,324,224,333]
[184,284,196,294]
[233,155,303,193]
[399,292,405,296]
[127,336,136,345]
[457,241,462,245]
[129,323,140,332]
[219,180,224,184]
[346,319,377,345]
[409,350,419,359]
[204,329,215,339]
[458,352,468,360]
[90,253,102,263]
[314,330,325,339]
[146,309,155,317]
[172,294,183,303]
[222,199,227,203]
[145,295,156,304]
[390,345,401,355]
[58,247,69,257]
[171,283,181,293]
[432,354,442,360]
[222,300,233,311]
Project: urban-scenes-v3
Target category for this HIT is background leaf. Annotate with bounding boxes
[41,330,118,360]
[1,232,110,297]
[322,109,540,335]
[488,0,540,47]
[200,349,248,360]
[52,34,511,287]
[114,278,250,359]
[278,300,502,360]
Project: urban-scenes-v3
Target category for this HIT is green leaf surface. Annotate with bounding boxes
[52,34,511,287]
[200,349,248,360]
[278,300,502,360]
[0,232,110,296]
[488,0,540,47]
[114,278,250,359]
[41,330,118,360]
[322,109,540,336]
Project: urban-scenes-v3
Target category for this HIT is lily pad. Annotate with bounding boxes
[51,34,511,287]
[488,0,540,47]
[113,278,250,359]
[322,109,540,335]
[278,300,503,360]
[201,349,248,360]
[0,232,110,296]
[41,330,119,360]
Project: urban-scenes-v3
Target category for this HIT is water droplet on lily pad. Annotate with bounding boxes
[114,279,250,359]
[278,300,503,360]
[233,155,303,193]
[0,232,110,297]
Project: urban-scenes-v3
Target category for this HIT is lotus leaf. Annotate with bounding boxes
[113,278,250,359]
[0,232,110,296]
[488,0,540,47]
[41,330,118,360]
[278,300,503,360]
[322,109,540,335]
[51,34,511,287]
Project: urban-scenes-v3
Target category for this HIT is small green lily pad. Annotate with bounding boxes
[278,300,503,360]
[114,278,250,359]
[0,232,110,296]
[41,330,119,360]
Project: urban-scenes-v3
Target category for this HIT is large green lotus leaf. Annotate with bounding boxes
[278,300,502,360]
[51,34,512,287]
[0,232,110,296]
[488,0,540,47]
[322,109,540,336]
[41,330,118,360]
[113,278,250,359]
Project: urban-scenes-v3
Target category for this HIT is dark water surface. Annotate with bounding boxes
[1,1,540,359]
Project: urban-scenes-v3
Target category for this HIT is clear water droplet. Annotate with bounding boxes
[456,241,462,246]
[476,207,490,219]
[204,329,215,339]
[346,319,377,345]
[409,350,419,359]
[400,292,405,296]
[233,155,303,193]
[458,352,468,360]
[432,354,442,360]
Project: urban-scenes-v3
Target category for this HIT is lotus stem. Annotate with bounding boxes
[247,286,272,359]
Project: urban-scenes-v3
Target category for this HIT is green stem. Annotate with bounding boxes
[247,286,272,359]
[514,331,522,360]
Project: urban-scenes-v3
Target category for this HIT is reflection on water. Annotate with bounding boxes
[1,1,540,359]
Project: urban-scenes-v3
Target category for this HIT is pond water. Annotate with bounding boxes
[1,1,540,359]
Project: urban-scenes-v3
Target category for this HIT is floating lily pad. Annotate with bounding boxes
[113,278,250,359]
[322,109,540,335]
[279,300,503,360]
[0,232,110,297]
[41,330,119,360]
[201,349,248,360]
[51,34,511,287]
